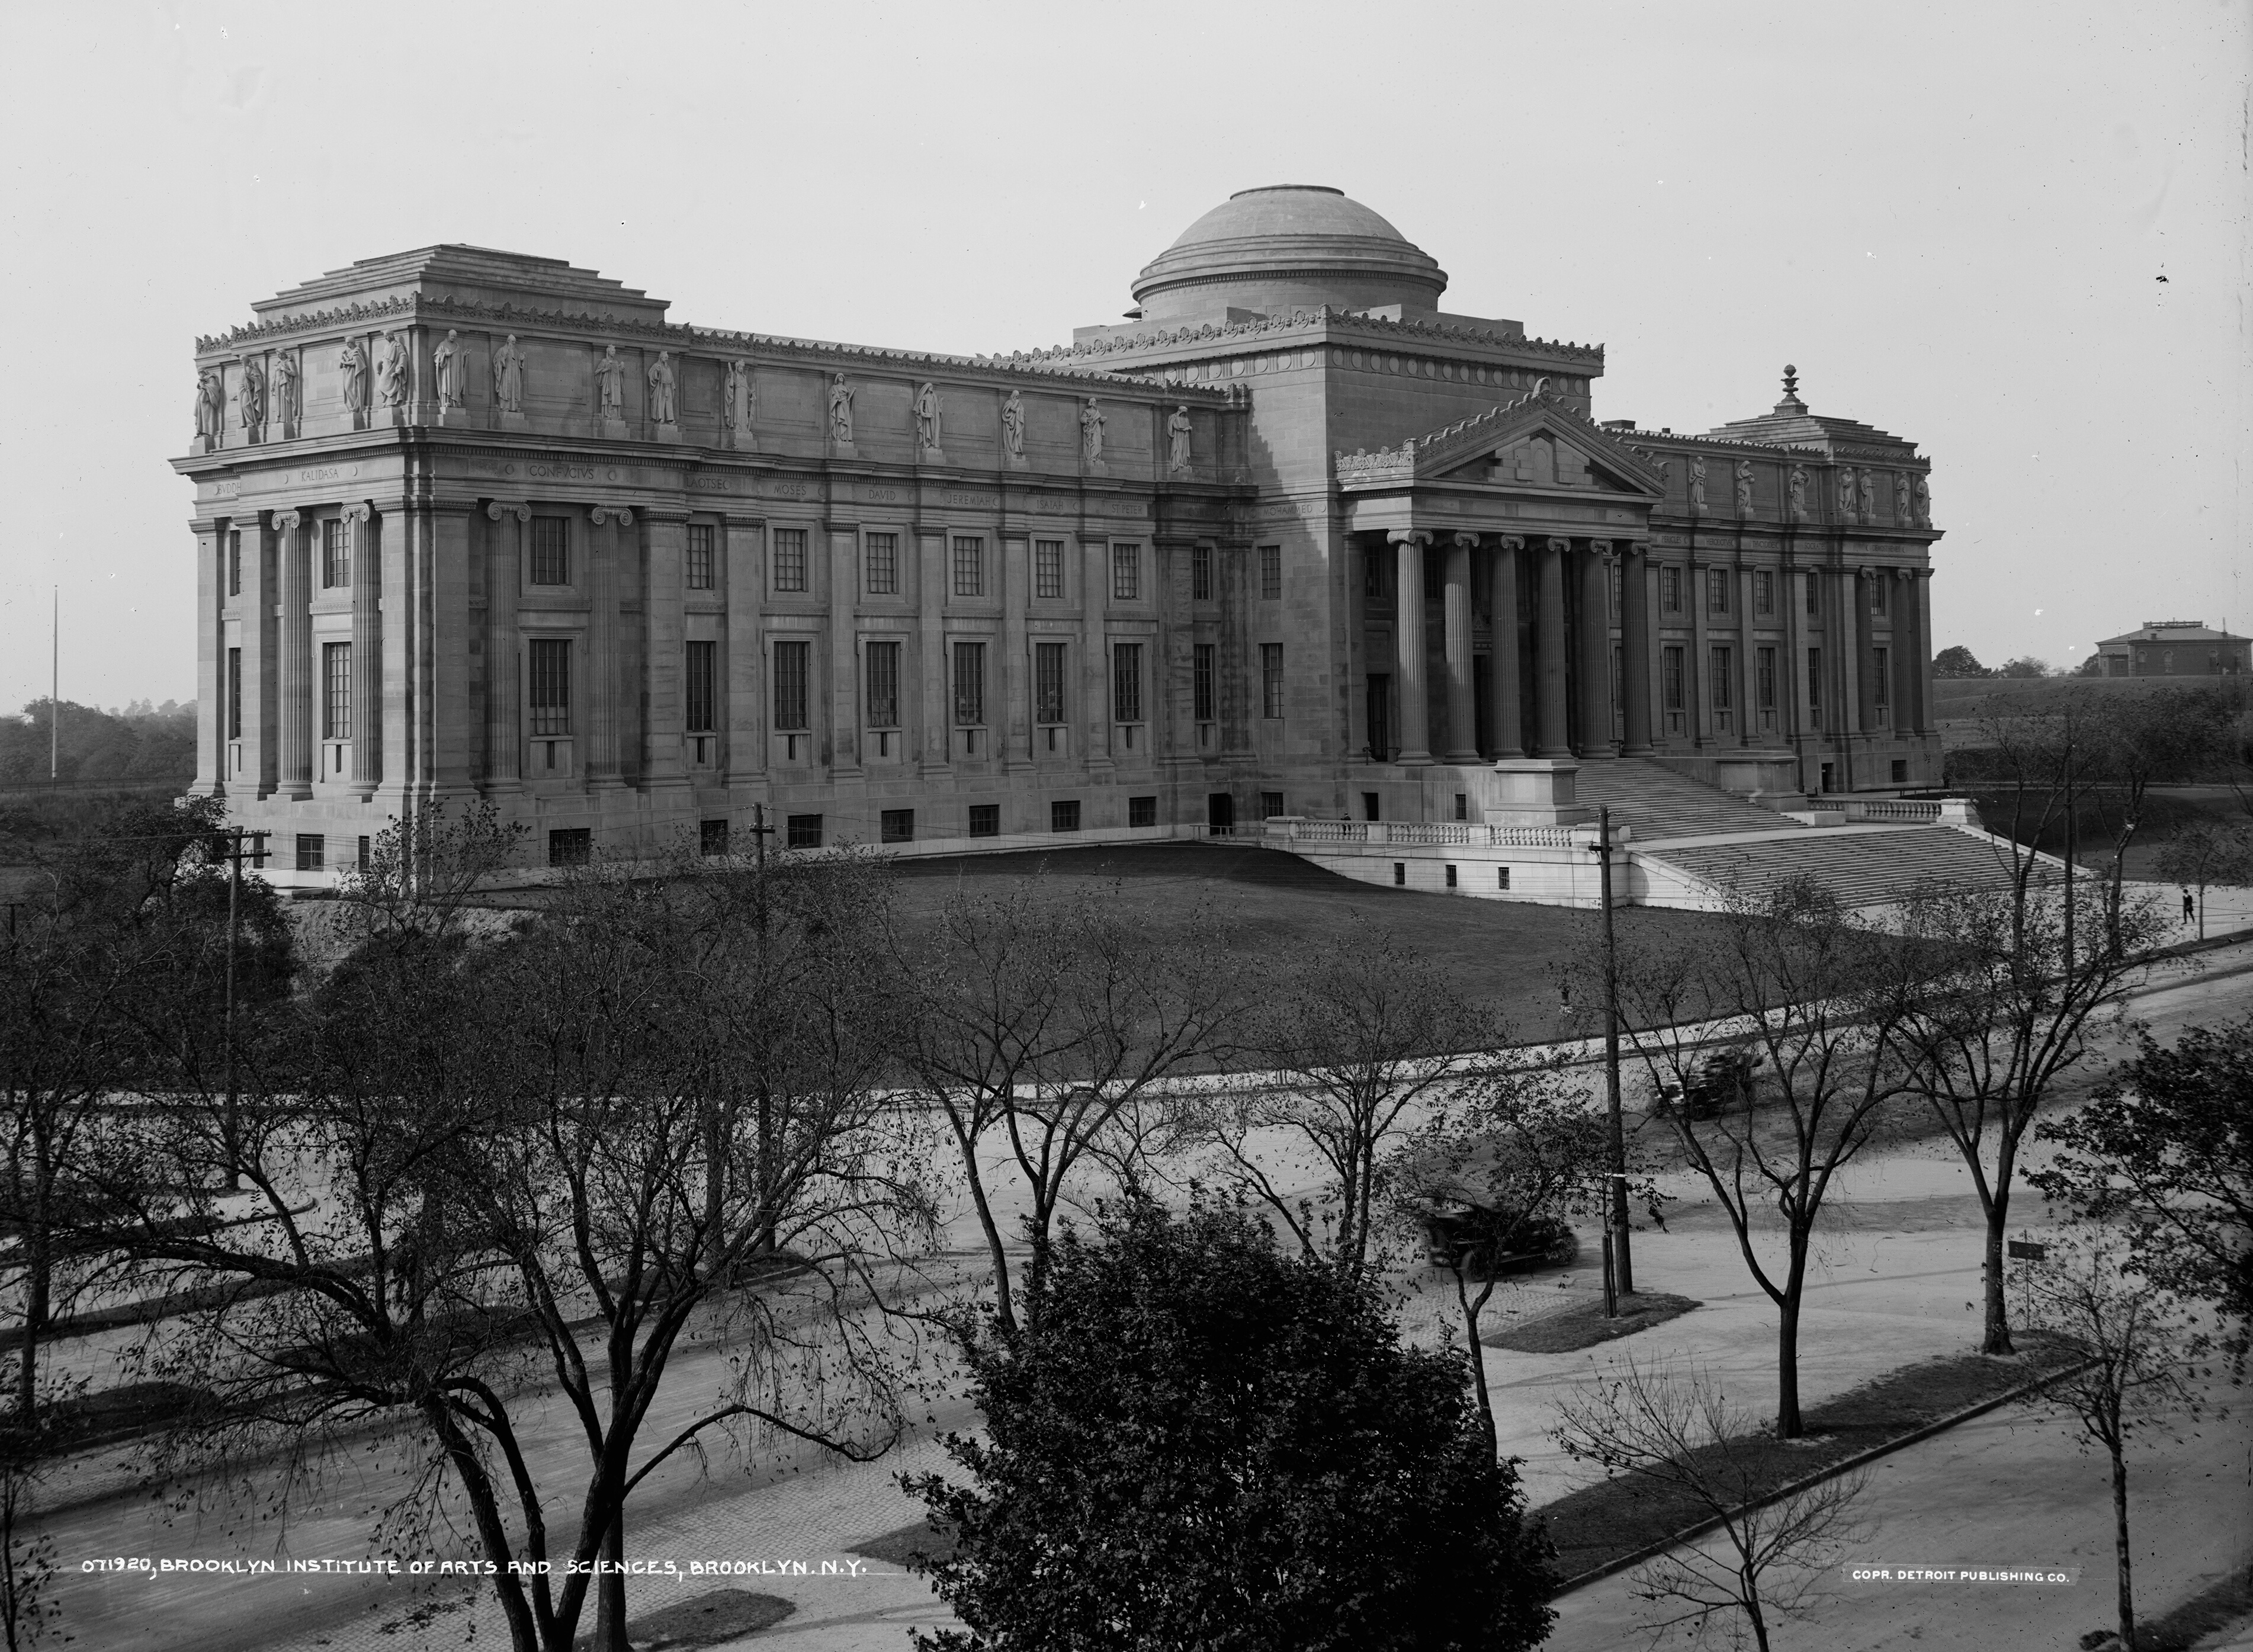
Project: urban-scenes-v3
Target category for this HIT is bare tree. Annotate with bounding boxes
[95,847,936,1652]
[2152,819,2253,941]
[1203,922,1498,1284]
[1895,875,2169,1355]
[1610,879,1920,1437]
[1554,1356,1869,1652]
[2013,1224,2218,1652]
[892,878,1252,1336]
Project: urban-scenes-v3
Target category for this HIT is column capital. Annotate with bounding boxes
[1497,534,1525,553]
[269,509,300,535]
[589,505,634,527]
[1586,538,1613,557]
[485,499,531,524]
[1387,528,1433,548]
[1544,536,1571,555]
[1451,531,1482,550]
[342,502,371,525]
[1623,539,1651,559]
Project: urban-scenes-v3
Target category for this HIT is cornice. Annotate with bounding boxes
[1016,304,1603,368]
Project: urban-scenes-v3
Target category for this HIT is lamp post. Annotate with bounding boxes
[1588,806,1634,1297]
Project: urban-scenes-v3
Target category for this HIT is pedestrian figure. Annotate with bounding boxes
[2183,888,2196,923]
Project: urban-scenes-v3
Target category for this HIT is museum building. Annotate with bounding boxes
[178,186,1943,876]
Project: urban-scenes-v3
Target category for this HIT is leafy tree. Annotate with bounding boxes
[1994,655,2053,679]
[1611,879,1921,1437]
[1554,1357,1870,1652]
[2031,1017,2253,1356]
[2074,653,2105,677]
[906,1199,1557,1652]
[2012,1226,2219,1652]
[1203,922,1497,1283]
[1933,645,1990,679]
[2152,820,2253,939]
[1896,876,2169,1355]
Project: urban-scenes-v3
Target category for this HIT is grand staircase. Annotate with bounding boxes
[1635,827,2030,910]
[1571,757,1803,843]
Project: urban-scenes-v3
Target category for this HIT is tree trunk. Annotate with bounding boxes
[1775,1294,1802,1439]
[593,1496,627,1652]
[1981,1196,2014,1356]
[2111,1445,2137,1652]
[1453,1267,1497,1457]
[951,1115,1016,1339]
[1742,1565,1771,1652]
[14,1201,46,1425]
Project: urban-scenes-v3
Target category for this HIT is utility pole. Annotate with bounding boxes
[216,828,268,1194]
[746,803,779,1258]
[1593,806,1634,1300]
[50,586,59,791]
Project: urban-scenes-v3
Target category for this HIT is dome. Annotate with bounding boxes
[1131,186,1448,322]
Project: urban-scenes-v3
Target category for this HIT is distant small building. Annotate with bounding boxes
[2092,621,2250,678]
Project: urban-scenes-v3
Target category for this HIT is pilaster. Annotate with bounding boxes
[277,512,313,800]
[1003,531,1034,773]
[246,511,286,798]
[722,514,765,785]
[643,509,692,792]
[192,518,225,797]
[484,502,527,795]
[585,506,631,791]
[823,521,860,780]
[350,502,383,800]
[1442,533,1478,762]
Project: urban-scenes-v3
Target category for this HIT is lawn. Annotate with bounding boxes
[888,841,1732,1032]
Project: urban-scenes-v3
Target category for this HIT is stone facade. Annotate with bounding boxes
[176,191,1944,876]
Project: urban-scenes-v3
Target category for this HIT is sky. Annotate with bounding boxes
[1,0,2246,713]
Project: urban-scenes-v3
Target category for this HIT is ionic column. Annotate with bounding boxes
[917,528,951,777]
[484,502,527,794]
[277,513,313,799]
[1389,528,1433,765]
[1620,541,1654,754]
[1488,537,1525,758]
[425,501,478,806]
[1442,533,1479,762]
[1578,541,1616,758]
[1688,559,1712,748]
[1003,532,1034,772]
[821,522,857,780]
[644,511,691,790]
[1909,569,1934,734]
[1219,541,1254,759]
[342,500,378,797]
[245,512,284,798]
[1082,534,1113,772]
[723,515,765,784]
[1535,537,1572,758]
[1848,567,1872,736]
[192,519,226,797]
[1737,562,1758,747]
[586,505,631,790]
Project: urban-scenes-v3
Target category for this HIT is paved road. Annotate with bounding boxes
[37,947,2253,1651]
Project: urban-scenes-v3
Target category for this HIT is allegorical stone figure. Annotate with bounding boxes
[723,359,753,433]
[1002,387,1025,457]
[1787,464,1808,521]
[493,335,525,413]
[432,329,463,408]
[376,331,410,408]
[1168,405,1192,471]
[238,359,265,429]
[1688,454,1708,514]
[339,337,371,414]
[194,368,223,440]
[1912,473,1931,526]
[1893,471,1911,521]
[914,381,942,449]
[1734,457,1753,516]
[827,373,855,444]
[1837,467,1857,519]
[1858,469,1876,524]
[1080,396,1105,463]
[595,345,628,421]
[647,350,678,424]
[272,349,300,425]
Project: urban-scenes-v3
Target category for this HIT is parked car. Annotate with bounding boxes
[1418,1202,1578,1278]
[1655,1045,1759,1120]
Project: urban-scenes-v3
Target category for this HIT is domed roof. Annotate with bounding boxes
[1131,185,1448,321]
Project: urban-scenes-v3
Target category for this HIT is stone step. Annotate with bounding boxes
[1571,757,1803,843]
[1636,826,2031,910]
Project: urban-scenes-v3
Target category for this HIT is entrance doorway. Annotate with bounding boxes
[1207,793,1235,834]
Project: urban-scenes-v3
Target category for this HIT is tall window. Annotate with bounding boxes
[1112,544,1140,602]
[1873,646,1891,708]
[865,640,901,727]
[530,518,568,586]
[1035,538,1064,599]
[1661,566,1681,613]
[227,648,242,739]
[1710,646,1733,709]
[772,640,810,730]
[322,519,351,588]
[1259,544,1282,600]
[1870,576,1889,616]
[322,641,352,740]
[865,531,898,595]
[686,524,715,591]
[1805,572,1821,616]
[227,532,241,598]
[952,536,983,598]
[1806,647,1824,713]
[529,639,570,735]
[1112,642,1143,723]
[1663,646,1686,711]
[1261,643,1284,718]
[684,640,716,733]
[1035,642,1067,725]
[1757,646,1777,709]
[1193,643,1216,721]
[954,641,986,725]
[1192,544,1213,602]
[772,528,807,593]
[1754,569,1774,615]
[1708,568,1729,614]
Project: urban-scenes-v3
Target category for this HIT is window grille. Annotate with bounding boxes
[865,640,901,727]
[1806,573,1821,616]
[1710,647,1733,710]
[1035,539,1064,599]
[297,833,326,872]
[772,528,807,593]
[1663,646,1686,711]
[786,814,822,848]
[1051,800,1081,832]
[529,518,567,586]
[685,640,717,733]
[772,640,810,730]
[1259,545,1281,599]
[968,804,999,838]
[228,532,241,597]
[548,829,590,867]
[1193,643,1216,722]
[1259,792,1283,819]
[529,639,571,736]
[1807,647,1824,712]
[1261,643,1284,718]
[954,641,986,726]
[1755,569,1774,615]
[700,820,728,857]
[1112,643,1142,723]
[227,649,242,739]
[323,519,351,588]
[952,536,983,598]
[322,641,351,740]
[881,809,914,844]
[1192,545,1213,601]
[686,523,715,591]
[1129,795,1157,827]
[1661,566,1681,612]
[1757,646,1777,709]
[865,532,898,595]
[1035,643,1067,724]
[1112,544,1140,602]
[1709,568,1729,614]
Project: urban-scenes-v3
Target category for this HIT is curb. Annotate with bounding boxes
[1550,1352,2099,1596]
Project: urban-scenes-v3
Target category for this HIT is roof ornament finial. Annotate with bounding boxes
[1775,363,1808,416]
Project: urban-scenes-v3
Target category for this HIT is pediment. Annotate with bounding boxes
[1333,388,1666,495]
